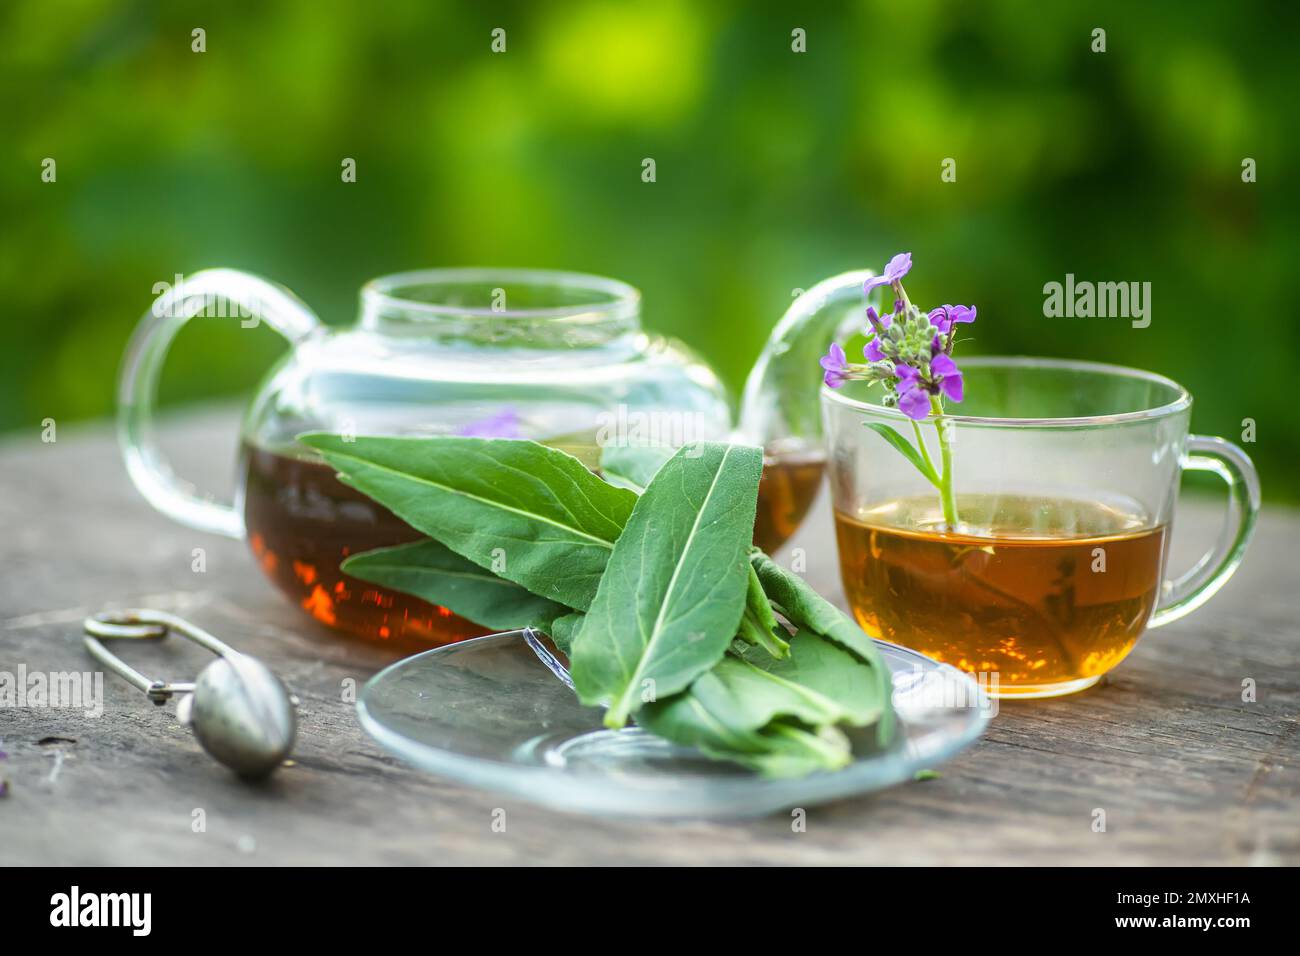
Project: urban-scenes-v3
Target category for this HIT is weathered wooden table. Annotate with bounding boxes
[2,409,1295,865]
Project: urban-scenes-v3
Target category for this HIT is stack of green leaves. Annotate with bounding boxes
[299,433,895,777]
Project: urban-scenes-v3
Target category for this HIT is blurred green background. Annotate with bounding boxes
[2,0,1295,497]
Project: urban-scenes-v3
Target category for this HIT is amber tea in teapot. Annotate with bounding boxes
[122,268,865,644]
[242,439,824,643]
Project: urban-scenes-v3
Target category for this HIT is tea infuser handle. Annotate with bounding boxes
[83,610,205,703]
[118,269,322,538]
[1148,435,1260,629]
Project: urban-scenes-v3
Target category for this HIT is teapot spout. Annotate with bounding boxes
[736,270,875,450]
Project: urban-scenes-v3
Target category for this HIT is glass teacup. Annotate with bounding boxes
[821,357,1260,698]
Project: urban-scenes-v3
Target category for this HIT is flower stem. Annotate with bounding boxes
[930,396,959,528]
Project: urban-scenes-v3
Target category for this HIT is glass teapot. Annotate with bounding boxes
[119,267,871,643]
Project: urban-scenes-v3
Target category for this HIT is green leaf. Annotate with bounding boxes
[736,562,790,658]
[638,686,852,777]
[749,550,895,745]
[724,632,886,727]
[750,551,871,661]
[571,442,763,727]
[745,723,852,777]
[298,434,637,610]
[546,612,584,657]
[862,422,940,486]
[638,631,880,773]
[638,679,774,757]
[341,539,567,633]
[599,443,676,493]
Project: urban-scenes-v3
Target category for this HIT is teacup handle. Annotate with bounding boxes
[118,269,322,539]
[1148,435,1260,628]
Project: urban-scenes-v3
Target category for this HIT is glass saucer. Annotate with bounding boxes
[357,629,990,819]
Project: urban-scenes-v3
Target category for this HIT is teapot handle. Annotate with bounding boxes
[118,269,322,538]
[737,270,875,448]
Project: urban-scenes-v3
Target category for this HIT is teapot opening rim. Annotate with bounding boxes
[361,268,641,327]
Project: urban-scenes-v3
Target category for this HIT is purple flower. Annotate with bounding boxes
[458,407,522,439]
[928,304,976,334]
[893,364,931,420]
[930,352,964,402]
[862,252,913,296]
[822,253,971,424]
[820,342,850,388]
[897,384,931,420]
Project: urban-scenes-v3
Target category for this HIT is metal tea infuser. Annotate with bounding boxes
[84,609,297,778]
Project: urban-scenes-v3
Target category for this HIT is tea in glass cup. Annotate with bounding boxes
[833,494,1167,690]
[822,358,1259,698]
